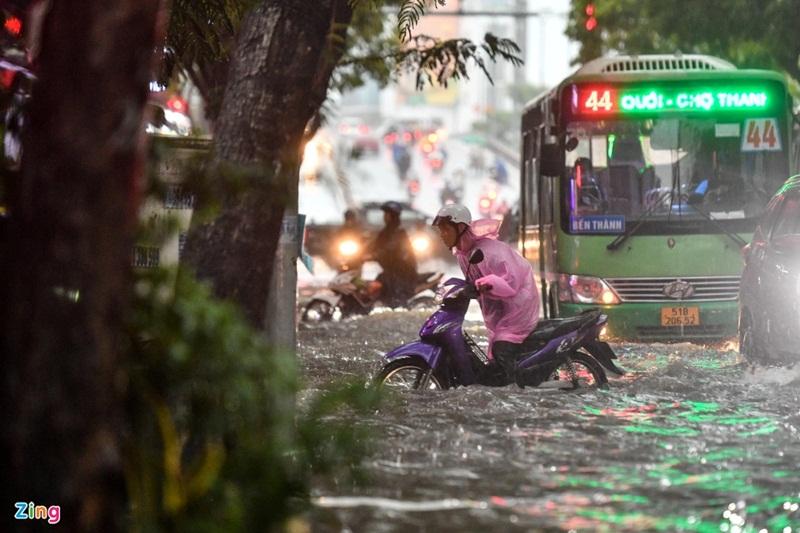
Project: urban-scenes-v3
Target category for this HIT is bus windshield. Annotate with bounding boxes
[564,117,789,231]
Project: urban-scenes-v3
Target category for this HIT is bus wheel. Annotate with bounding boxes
[740,314,765,363]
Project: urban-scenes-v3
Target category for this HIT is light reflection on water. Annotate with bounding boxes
[299,311,800,531]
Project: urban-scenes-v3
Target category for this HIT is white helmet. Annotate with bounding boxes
[432,204,472,226]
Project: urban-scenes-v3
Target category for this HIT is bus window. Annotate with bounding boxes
[563,118,789,226]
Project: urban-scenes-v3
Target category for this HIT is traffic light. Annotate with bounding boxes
[584,3,597,31]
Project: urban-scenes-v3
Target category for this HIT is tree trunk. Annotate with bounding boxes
[0,1,163,531]
[182,0,353,328]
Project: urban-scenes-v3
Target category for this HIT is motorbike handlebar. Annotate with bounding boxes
[460,283,477,299]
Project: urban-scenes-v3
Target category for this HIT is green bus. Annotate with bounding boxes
[520,54,799,340]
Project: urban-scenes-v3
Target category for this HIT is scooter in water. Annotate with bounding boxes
[374,250,624,390]
[302,270,443,323]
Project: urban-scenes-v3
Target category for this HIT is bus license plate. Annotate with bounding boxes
[661,306,700,326]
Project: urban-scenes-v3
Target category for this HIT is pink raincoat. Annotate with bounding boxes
[454,219,540,357]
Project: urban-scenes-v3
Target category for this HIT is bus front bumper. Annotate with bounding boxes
[558,301,738,341]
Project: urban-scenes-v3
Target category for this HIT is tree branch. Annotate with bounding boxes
[340,33,523,90]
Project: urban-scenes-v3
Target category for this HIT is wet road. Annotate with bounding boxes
[299,310,800,532]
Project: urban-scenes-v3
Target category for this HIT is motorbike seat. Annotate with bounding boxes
[529,311,598,341]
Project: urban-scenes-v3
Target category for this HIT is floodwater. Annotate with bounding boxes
[298,309,800,532]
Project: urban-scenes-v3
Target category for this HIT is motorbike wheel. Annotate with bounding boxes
[302,299,334,323]
[547,351,608,390]
[374,357,444,390]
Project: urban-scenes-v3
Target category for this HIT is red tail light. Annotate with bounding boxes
[4,16,22,37]
[166,96,188,114]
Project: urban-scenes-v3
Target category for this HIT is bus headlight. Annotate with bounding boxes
[558,274,620,305]
[411,234,431,254]
[337,239,360,257]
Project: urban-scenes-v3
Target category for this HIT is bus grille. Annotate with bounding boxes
[606,276,740,302]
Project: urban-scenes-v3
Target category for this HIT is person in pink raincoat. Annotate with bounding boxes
[432,204,541,386]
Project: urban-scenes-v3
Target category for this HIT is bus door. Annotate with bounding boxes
[521,124,558,318]
[521,128,543,311]
[537,125,560,317]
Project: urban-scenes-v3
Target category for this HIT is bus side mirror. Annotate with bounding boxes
[540,142,562,177]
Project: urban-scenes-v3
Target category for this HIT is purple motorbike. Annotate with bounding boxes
[375,250,624,391]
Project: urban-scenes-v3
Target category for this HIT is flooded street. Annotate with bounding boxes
[299,310,800,532]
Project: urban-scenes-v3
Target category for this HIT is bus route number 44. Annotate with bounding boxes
[584,90,613,112]
[742,118,781,152]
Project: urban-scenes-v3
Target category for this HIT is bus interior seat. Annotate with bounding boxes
[598,164,643,214]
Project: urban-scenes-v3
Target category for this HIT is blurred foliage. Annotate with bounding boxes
[395,33,521,90]
[124,267,382,531]
[565,0,800,83]
[393,0,446,42]
[122,139,384,531]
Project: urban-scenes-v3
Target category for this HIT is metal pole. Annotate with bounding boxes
[264,169,299,353]
[514,0,527,87]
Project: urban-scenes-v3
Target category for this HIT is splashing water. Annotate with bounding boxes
[300,310,800,531]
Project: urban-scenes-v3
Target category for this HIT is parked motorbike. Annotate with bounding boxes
[302,270,443,322]
[374,250,624,390]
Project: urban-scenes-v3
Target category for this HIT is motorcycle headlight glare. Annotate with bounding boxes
[411,235,431,254]
[558,274,620,305]
[338,239,360,257]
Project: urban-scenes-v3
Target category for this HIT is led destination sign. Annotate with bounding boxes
[572,83,779,117]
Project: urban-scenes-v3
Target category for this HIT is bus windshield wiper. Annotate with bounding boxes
[607,190,749,251]
[606,190,672,251]
[684,202,748,248]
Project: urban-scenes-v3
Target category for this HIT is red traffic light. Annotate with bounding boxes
[584,3,597,31]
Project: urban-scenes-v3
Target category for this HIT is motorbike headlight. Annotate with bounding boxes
[411,235,431,254]
[558,274,620,305]
[338,239,360,257]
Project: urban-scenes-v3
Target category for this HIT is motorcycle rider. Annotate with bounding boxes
[366,201,418,307]
[392,142,412,182]
[432,204,542,386]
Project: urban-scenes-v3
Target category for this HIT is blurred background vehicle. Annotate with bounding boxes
[304,200,447,272]
[338,116,379,158]
[357,201,440,260]
[301,270,442,322]
[146,93,193,137]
